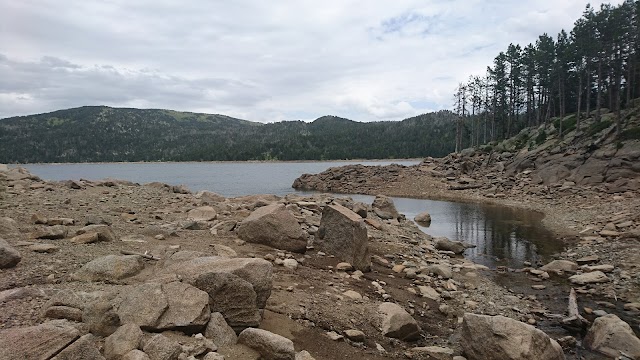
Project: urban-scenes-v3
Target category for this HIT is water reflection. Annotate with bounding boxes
[345,195,563,269]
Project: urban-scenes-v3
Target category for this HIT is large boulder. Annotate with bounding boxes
[372,195,400,220]
[142,334,182,360]
[114,282,210,332]
[461,313,565,360]
[238,328,295,360]
[414,211,431,225]
[163,257,273,309]
[0,238,21,268]
[104,324,144,360]
[52,334,105,360]
[584,314,640,359]
[0,217,20,238]
[187,206,218,221]
[194,272,261,328]
[205,312,238,347]
[72,255,145,282]
[377,302,421,341]
[317,204,370,271]
[0,321,80,360]
[236,203,307,253]
[434,237,467,254]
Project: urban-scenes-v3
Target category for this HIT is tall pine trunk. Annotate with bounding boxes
[576,72,583,132]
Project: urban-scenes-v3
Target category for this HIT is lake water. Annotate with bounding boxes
[21,161,561,268]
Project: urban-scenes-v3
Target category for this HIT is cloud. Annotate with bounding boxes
[0,0,626,122]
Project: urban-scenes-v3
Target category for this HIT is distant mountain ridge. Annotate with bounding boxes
[0,106,456,163]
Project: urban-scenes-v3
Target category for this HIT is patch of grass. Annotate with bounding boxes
[535,131,547,145]
[553,115,577,135]
[619,126,640,141]
[588,120,613,136]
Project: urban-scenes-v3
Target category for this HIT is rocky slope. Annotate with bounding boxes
[292,111,640,359]
[0,166,589,360]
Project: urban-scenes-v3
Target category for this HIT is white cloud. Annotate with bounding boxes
[0,0,625,122]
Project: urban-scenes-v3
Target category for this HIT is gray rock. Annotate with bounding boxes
[407,346,454,360]
[343,329,365,342]
[425,264,453,279]
[0,217,20,238]
[414,211,432,225]
[540,260,578,274]
[238,328,295,360]
[194,272,261,329]
[188,206,218,221]
[434,237,466,254]
[0,238,21,268]
[33,225,68,239]
[29,243,60,253]
[195,190,226,204]
[162,257,273,309]
[76,225,116,242]
[104,324,144,360]
[203,353,226,360]
[0,321,80,360]
[317,204,370,271]
[52,334,105,360]
[351,202,368,218]
[372,195,400,220]
[377,302,421,341]
[70,232,100,244]
[205,312,238,347]
[461,313,565,360]
[114,282,210,332]
[295,350,316,360]
[44,306,84,322]
[122,350,151,360]
[83,293,121,337]
[584,314,640,359]
[569,271,610,285]
[143,334,182,360]
[73,255,145,282]
[236,203,307,253]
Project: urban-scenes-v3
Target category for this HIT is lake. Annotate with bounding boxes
[21,161,561,268]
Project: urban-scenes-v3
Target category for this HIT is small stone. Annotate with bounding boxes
[343,329,365,342]
[335,262,353,271]
[531,285,546,290]
[326,331,344,341]
[28,244,60,253]
[343,290,362,300]
[282,259,298,271]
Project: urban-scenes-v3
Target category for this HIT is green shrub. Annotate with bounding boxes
[588,120,613,136]
[619,127,640,141]
[535,131,547,145]
[553,115,577,135]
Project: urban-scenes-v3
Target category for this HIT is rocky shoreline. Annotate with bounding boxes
[1,158,640,359]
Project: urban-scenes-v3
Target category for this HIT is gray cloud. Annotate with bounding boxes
[0,0,624,122]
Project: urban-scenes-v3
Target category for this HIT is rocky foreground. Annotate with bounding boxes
[1,146,640,360]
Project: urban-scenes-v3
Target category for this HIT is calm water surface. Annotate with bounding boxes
[22,161,561,268]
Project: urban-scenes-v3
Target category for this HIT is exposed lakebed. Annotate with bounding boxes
[22,161,562,269]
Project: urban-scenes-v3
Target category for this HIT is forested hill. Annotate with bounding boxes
[0,106,457,163]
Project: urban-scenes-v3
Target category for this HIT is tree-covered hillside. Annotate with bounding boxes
[453,0,640,151]
[0,106,456,163]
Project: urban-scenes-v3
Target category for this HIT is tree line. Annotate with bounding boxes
[0,106,458,163]
[453,1,640,151]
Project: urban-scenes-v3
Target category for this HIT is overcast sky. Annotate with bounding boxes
[0,0,623,122]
